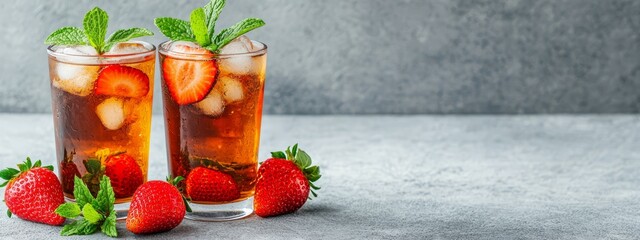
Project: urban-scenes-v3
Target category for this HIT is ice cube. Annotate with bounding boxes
[194,89,225,116]
[96,98,126,130]
[219,36,254,54]
[62,45,99,55]
[215,76,244,103]
[166,41,212,59]
[218,36,256,75]
[105,42,149,55]
[53,63,99,96]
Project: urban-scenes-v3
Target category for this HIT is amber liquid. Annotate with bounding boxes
[48,56,155,203]
[160,52,266,204]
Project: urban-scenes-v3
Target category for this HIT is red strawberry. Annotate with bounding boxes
[185,167,240,202]
[60,148,79,194]
[95,65,150,98]
[162,47,218,105]
[254,144,321,217]
[1,158,65,225]
[126,177,188,234]
[104,153,144,198]
[61,161,80,194]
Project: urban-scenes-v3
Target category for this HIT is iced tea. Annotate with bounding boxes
[47,42,155,204]
[159,38,267,219]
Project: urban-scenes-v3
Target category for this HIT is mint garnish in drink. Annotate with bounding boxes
[45,7,153,54]
[54,176,117,237]
[154,0,265,53]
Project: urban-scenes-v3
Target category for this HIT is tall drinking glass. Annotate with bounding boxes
[47,41,156,218]
[159,40,267,221]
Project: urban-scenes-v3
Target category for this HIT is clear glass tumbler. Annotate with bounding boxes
[47,41,156,218]
[158,40,267,221]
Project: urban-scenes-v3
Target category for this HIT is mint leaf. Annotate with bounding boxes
[154,17,196,42]
[82,204,103,224]
[203,0,226,39]
[83,7,109,53]
[93,176,115,213]
[101,209,117,237]
[190,7,210,46]
[84,159,101,175]
[103,28,153,52]
[6,210,11,218]
[73,176,94,208]
[60,219,98,236]
[55,203,81,218]
[212,18,265,51]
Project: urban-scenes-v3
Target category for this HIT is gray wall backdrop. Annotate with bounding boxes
[0,0,639,114]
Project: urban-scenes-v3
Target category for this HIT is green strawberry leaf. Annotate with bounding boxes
[55,202,81,218]
[296,150,312,169]
[73,176,95,208]
[6,209,11,218]
[25,158,32,168]
[168,176,193,213]
[103,28,153,52]
[154,17,196,42]
[17,163,27,172]
[212,18,265,51]
[93,176,115,213]
[45,27,87,45]
[291,144,298,156]
[271,151,286,159]
[101,209,117,237]
[190,7,210,46]
[0,168,19,180]
[82,204,103,224]
[203,0,225,39]
[83,7,108,52]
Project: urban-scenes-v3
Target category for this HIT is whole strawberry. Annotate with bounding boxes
[104,153,144,198]
[254,144,321,217]
[61,161,80,194]
[186,167,240,202]
[60,150,80,194]
[127,177,190,234]
[0,157,65,225]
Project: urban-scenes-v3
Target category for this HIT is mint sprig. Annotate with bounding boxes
[55,176,117,237]
[154,0,265,53]
[45,7,153,54]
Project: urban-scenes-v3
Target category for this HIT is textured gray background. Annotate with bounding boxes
[0,0,639,114]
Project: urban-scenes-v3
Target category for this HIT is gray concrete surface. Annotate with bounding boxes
[1,0,640,114]
[0,114,639,239]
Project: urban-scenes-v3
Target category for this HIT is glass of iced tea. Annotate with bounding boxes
[47,41,155,218]
[158,37,267,221]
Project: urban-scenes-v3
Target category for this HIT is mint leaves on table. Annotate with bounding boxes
[55,176,117,237]
[45,7,153,54]
[154,0,265,53]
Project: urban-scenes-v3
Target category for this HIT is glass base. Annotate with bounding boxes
[185,197,254,221]
[65,196,130,220]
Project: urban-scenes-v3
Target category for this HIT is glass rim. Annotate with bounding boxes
[158,40,267,60]
[46,40,156,62]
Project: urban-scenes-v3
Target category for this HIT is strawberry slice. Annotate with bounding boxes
[162,46,218,105]
[95,65,150,98]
